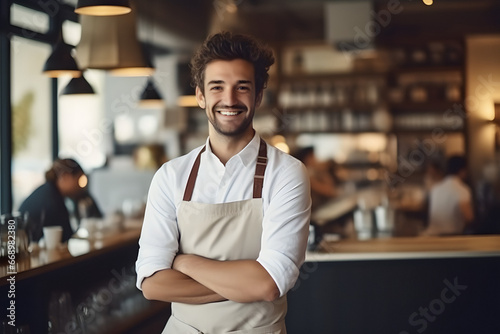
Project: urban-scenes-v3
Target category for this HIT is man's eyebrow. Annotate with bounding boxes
[207,80,224,85]
[207,80,253,85]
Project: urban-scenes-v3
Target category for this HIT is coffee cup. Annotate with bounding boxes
[43,226,63,249]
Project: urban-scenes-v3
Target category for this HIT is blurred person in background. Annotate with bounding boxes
[422,155,473,236]
[294,146,337,211]
[424,159,445,192]
[19,158,101,242]
[420,159,445,225]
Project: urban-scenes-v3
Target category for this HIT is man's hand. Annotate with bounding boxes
[172,254,279,303]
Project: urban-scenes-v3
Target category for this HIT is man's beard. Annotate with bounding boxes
[208,103,253,137]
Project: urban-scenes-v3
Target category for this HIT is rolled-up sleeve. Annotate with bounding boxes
[257,160,311,297]
[135,166,179,290]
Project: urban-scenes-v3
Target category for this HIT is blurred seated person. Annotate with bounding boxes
[19,158,101,242]
[421,155,473,236]
[294,146,337,211]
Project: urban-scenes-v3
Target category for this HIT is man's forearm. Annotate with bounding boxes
[173,254,280,303]
[141,268,226,304]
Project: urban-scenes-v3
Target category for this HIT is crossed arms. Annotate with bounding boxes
[141,256,279,304]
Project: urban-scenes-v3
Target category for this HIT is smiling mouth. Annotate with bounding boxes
[217,110,243,116]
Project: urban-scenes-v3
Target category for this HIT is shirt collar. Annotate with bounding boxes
[204,132,261,168]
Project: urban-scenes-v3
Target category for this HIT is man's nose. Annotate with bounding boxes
[222,89,237,106]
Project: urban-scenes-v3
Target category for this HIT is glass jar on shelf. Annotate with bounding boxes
[446,82,462,102]
[410,47,428,66]
[427,42,446,66]
[318,82,334,107]
[409,84,428,103]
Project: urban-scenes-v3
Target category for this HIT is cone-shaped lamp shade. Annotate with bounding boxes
[76,12,154,76]
[61,75,95,95]
[75,0,131,16]
[139,78,163,108]
[43,41,81,78]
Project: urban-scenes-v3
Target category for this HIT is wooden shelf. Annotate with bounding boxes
[391,128,464,134]
[282,129,390,135]
[389,65,463,73]
[281,71,386,81]
[389,101,463,113]
[281,104,384,112]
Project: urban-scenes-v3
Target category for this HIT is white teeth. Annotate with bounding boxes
[220,111,239,116]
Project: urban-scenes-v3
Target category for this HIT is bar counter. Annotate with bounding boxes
[0,222,170,333]
[287,234,500,334]
[306,235,500,261]
[0,227,142,282]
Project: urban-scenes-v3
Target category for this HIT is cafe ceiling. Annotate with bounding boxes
[130,0,500,53]
[59,0,500,53]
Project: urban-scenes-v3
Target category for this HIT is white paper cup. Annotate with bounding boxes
[43,226,63,249]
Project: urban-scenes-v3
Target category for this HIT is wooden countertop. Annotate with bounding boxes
[0,225,142,283]
[306,235,500,262]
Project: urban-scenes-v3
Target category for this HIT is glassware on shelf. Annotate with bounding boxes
[278,83,292,109]
[372,108,393,132]
[409,84,428,103]
[445,43,463,65]
[365,81,380,105]
[387,86,405,104]
[342,109,354,131]
[336,85,348,107]
[410,47,428,66]
[318,83,334,107]
[48,291,79,334]
[446,82,462,102]
[0,212,31,257]
[427,42,446,66]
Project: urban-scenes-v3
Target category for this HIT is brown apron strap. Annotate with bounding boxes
[183,146,206,201]
[183,139,268,201]
[253,138,268,199]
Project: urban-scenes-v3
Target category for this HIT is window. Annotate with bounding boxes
[10,4,50,34]
[58,69,107,171]
[11,36,52,210]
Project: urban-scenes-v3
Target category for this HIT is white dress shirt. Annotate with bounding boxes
[136,133,311,297]
[427,175,472,235]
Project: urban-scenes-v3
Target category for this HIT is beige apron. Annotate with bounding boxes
[163,139,287,334]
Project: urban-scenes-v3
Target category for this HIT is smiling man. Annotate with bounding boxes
[136,32,311,333]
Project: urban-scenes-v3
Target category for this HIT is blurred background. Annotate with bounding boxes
[2,0,500,232]
[2,1,500,333]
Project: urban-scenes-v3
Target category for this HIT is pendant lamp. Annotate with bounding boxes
[61,74,95,95]
[139,78,164,108]
[76,10,154,76]
[75,0,131,16]
[43,35,81,78]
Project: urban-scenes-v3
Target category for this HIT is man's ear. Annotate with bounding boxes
[255,90,263,108]
[195,86,206,109]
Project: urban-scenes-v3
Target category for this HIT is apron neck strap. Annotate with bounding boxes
[183,138,268,201]
[253,138,267,199]
[183,146,206,201]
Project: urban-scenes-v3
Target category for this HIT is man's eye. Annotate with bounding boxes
[238,86,250,91]
[210,86,222,91]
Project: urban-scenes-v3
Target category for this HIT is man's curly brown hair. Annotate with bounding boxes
[190,31,275,95]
